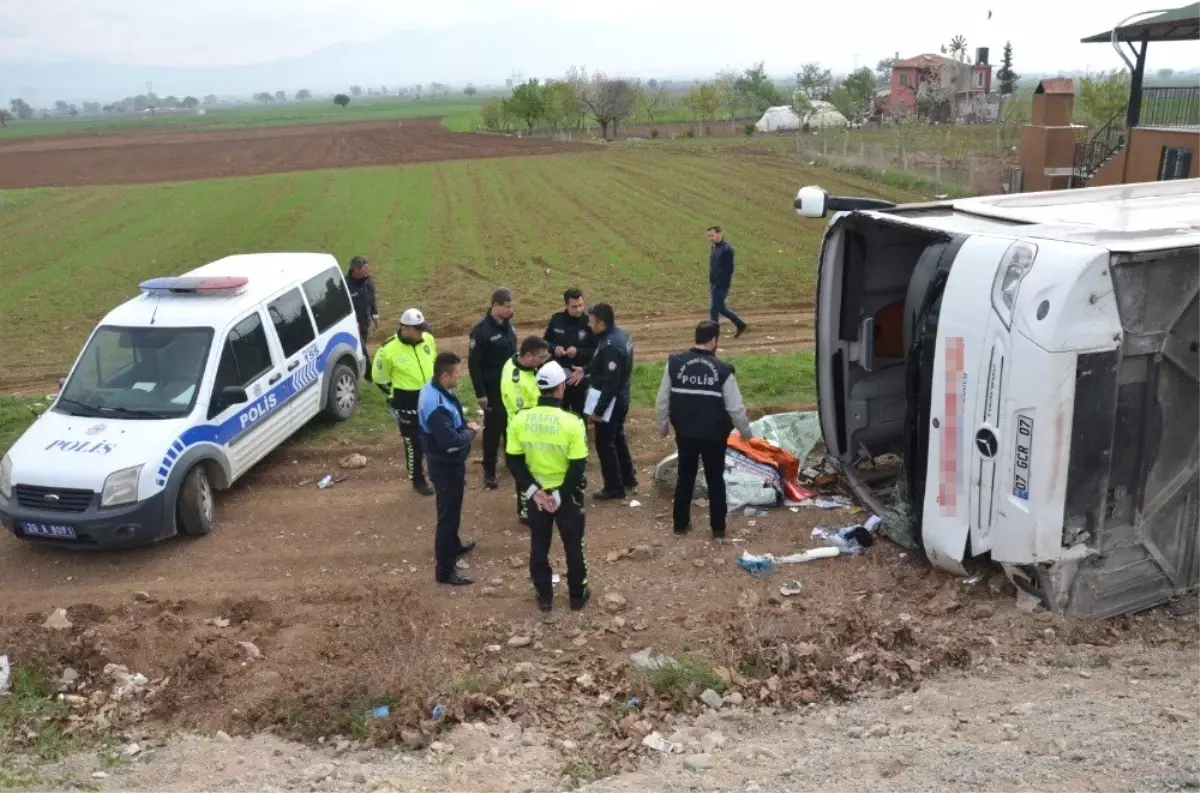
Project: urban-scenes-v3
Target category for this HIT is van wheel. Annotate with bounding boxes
[325,361,359,421]
[177,465,214,537]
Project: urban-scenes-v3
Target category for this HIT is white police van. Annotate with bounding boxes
[0,253,365,548]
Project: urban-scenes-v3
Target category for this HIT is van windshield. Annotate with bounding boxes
[55,326,214,420]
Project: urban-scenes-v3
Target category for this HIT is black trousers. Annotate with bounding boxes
[481,384,506,479]
[673,436,728,536]
[528,496,587,600]
[594,400,636,494]
[430,463,466,578]
[394,391,426,485]
[563,382,588,416]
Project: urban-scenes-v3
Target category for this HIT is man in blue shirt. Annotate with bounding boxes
[418,352,483,586]
[707,226,748,338]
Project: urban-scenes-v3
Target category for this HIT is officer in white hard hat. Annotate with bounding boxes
[372,309,437,495]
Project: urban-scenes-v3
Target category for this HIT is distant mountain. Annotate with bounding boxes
[1,18,756,105]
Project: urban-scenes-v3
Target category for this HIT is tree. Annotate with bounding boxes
[10,98,34,120]
[55,100,69,114]
[716,68,742,130]
[635,79,668,125]
[480,98,509,131]
[274,90,287,103]
[578,71,638,138]
[350,85,363,97]
[996,42,1019,96]
[948,35,969,62]
[68,105,79,117]
[334,93,351,109]
[464,84,477,97]
[540,79,581,131]
[840,67,876,121]
[82,101,101,114]
[682,81,723,134]
[1078,70,1130,123]
[295,90,312,101]
[203,94,218,105]
[254,92,274,104]
[504,79,545,130]
[161,95,179,109]
[876,54,897,87]
[1157,67,1175,81]
[796,62,833,100]
[102,104,113,115]
[734,61,782,114]
[182,96,199,109]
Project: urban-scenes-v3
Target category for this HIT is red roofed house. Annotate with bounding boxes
[883,49,993,120]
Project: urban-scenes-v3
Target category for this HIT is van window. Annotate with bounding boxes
[268,288,317,357]
[302,269,353,334]
[221,313,274,388]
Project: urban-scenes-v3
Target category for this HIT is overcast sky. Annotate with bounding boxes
[2,0,1196,76]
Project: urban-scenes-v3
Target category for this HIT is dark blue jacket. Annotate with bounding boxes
[418,381,475,467]
[709,240,735,288]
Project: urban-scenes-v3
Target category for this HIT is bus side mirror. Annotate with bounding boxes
[794,185,829,218]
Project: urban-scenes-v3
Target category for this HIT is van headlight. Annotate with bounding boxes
[991,241,1038,328]
[0,454,12,499]
[101,465,143,508]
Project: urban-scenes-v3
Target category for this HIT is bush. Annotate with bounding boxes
[641,656,726,705]
[649,128,659,138]
[743,124,756,136]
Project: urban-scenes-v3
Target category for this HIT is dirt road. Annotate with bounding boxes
[0,119,587,189]
[19,645,1200,792]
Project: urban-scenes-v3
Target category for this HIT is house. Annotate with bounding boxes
[1018,3,1199,192]
[884,49,992,119]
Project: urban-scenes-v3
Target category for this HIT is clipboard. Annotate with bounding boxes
[584,388,616,422]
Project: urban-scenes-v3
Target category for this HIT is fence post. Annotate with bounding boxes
[823,138,828,156]
[935,154,942,185]
[859,141,865,160]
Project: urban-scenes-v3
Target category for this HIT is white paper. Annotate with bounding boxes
[583,388,615,422]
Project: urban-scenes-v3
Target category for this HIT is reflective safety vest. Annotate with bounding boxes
[506,404,588,490]
[500,356,541,418]
[372,332,437,394]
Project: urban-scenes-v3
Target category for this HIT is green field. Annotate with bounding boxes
[0,96,488,139]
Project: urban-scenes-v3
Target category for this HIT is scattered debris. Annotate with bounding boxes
[238,641,262,660]
[104,664,149,701]
[507,635,532,648]
[43,608,72,630]
[683,754,715,773]
[812,524,875,555]
[207,617,231,628]
[737,547,841,576]
[133,591,153,602]
[796,496,853,509]
[92,772,109,780]
[743,507,766,517]
[59,667,79,687]
[629,500,642,508]
[641,732,681,754]
[122,741,142,758]
[603,592,627,613]
[699,689,724,710]
[630,648,677,671]
[432,704,446,721]
[317,474,335,489]
[779,580,803,597]
[0,655,9,695]
[339,453,368,470]
[216,730,233,743]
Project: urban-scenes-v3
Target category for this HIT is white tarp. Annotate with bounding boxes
[755,106,802,132]
[805,100,849,130]
[755,103,849,132]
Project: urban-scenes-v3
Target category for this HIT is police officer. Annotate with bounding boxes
[655,320,754,540]
[372,309,437,495]
[345,256,379,369]
[418,352,482,586]
[500,336,551,523]
[468,288,518,490]
[506,361,591,613]
[574,303,636,500]
[543,288,596,416]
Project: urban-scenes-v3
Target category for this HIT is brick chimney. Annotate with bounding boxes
[1019,79,1078,192]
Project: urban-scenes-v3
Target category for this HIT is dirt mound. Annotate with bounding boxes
[0,119,589,189]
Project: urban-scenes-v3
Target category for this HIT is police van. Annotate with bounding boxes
[794,179,1199,618]
[0,253,366,548]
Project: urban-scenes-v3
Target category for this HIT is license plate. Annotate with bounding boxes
[22,522,77,539]
[1012,415,1034,500]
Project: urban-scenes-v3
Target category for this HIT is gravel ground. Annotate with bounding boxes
[18,643,1198,792]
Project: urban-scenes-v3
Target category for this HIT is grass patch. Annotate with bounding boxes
[0,397,46,455]
[561,758,608,789]
[641,655,726,706]
[0,664,74,761]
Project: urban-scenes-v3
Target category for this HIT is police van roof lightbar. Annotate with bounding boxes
[139,276,249,295]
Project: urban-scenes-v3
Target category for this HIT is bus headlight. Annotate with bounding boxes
[991,241,1038,328]
[101,465,143,508]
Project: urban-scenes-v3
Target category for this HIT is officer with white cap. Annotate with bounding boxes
[372,308,437,495]
[505,361,591,612]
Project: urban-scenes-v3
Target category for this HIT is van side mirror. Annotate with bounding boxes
[794,185,829,218]
[215,386,249,412]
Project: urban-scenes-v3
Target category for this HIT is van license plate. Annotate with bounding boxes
[22,522,77,539]
[1012,415,1034,500]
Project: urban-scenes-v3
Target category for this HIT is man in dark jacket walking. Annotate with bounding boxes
[543,288,596,417]
[707,227,748,338]
[655,320,754,539]
[468,288,518,490]
[346,256,379,368]
[418,352,482,586]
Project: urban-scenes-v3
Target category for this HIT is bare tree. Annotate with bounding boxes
[578,71,638,139]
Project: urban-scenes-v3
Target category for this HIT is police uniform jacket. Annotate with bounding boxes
[543,311,596,370]
[586,325,634,416]
[468,314,517,398]
[655,348,754,442]
[372,331,437,409]
[500,356,542,418]
[418,381,475,467]
[506,397,589,503]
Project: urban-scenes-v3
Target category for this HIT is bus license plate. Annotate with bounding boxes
[1012,415,1034,500]
[22,522,77,539]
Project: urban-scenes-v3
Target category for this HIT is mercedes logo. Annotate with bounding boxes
[975,428,999,459]
[44,493,61,502]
